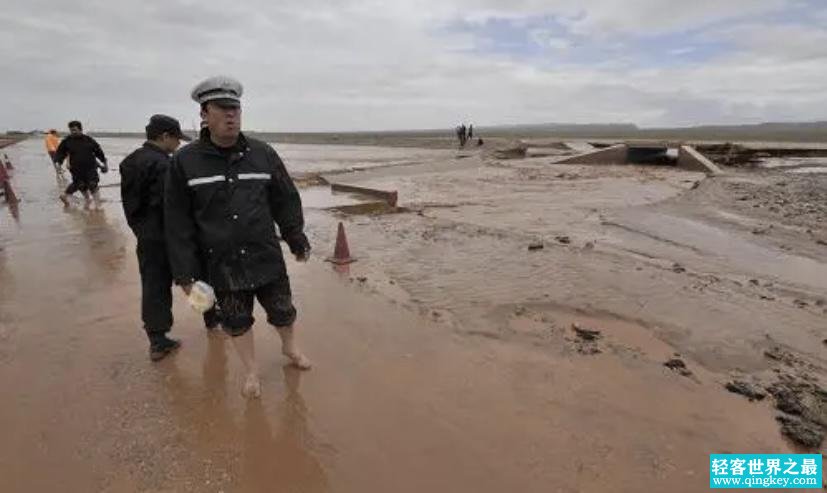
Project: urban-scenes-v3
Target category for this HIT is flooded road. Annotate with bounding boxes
[0,138,822,492]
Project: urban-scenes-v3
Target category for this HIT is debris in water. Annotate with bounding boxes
[357,277,367,283]
[528,242,544,251]
[775,415,825,449]
[672,263,686,274]
[767,386,805,415]
[572,324,601,341]
[664,358,693,377]
[725,381,766,401]
[570,324,602,355]
[583,241,595,251]
[748,279,759,286]
[555,236,571,245]
[764,346,800,366]
[793,299,809,308]
[514,306,528,316]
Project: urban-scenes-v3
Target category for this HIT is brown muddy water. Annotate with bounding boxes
[0,138,824,492]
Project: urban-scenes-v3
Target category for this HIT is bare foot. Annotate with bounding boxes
[283,350,312,370]
[242,374,262,399]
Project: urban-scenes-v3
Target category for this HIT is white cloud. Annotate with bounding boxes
[0,0,822,131]
[669,47,696,56]
[721,23,827,62]
[529,30,573,53]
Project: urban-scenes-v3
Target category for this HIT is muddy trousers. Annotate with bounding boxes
[136,239,173,342]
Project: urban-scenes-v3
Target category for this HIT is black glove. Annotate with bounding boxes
[285,233,311,258]
[99,163,109,174]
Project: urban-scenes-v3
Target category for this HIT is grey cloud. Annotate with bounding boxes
[0,0,823,132]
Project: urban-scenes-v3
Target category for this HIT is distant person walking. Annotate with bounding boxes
[468,124,473,140]
[53,121,108,209]
[44,130,64,178]
[456,123,469,147]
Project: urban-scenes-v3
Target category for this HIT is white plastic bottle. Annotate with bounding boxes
[188,280,216,313]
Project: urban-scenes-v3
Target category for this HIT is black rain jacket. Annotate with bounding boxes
[119,142,169,241]
[164,131,309,291]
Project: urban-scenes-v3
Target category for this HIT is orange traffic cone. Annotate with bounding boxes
[326,222,356,265]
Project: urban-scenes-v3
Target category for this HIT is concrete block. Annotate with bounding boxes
[330,183,398,207]
[678,145,723,175]
[556,144,628,165]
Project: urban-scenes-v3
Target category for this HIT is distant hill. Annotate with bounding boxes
[8,121,826,144]
[473,121,827,142]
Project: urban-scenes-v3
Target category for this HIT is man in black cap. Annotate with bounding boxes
[54,120,108,208]
[165,76,311,398]
[120,115,192,361]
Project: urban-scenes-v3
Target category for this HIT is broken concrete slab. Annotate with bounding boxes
[556,144,628,165]
[329,183,399,207]
[678,145,723,175]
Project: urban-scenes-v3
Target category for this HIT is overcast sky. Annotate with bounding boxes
[1,0,825,132]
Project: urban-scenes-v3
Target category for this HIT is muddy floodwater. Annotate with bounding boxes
[1,137,825,492]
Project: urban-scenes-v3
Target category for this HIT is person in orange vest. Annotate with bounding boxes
[45,130,64,177]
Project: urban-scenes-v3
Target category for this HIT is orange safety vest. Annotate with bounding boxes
[45,134,60,153]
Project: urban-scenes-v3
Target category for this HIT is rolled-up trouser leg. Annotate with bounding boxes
[215,278,297,337]
[65,174,83,195]
[215,290,255,337]
[203,307,221,329]
[136,239,173,341]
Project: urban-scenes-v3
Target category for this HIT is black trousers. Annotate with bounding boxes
[136,238,220,339]
[136,239,173,337]
[65,167,99,195]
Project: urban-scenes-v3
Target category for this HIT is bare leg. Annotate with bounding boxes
[230,329,261,398]
[276,325,312,370]
[82,190,92,210]
[92,190,103,209]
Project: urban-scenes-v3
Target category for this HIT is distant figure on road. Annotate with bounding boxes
[165,76,312,398]
[456,123,468,147]
[44,130,64,178]
[53,121,108,209]
[120,115,193,361]
[468,124,473,140]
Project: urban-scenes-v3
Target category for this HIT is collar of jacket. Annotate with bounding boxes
[198,128,249,157]
[142,141,170,157]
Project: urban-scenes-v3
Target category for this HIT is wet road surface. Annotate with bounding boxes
[0,139,815,492]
